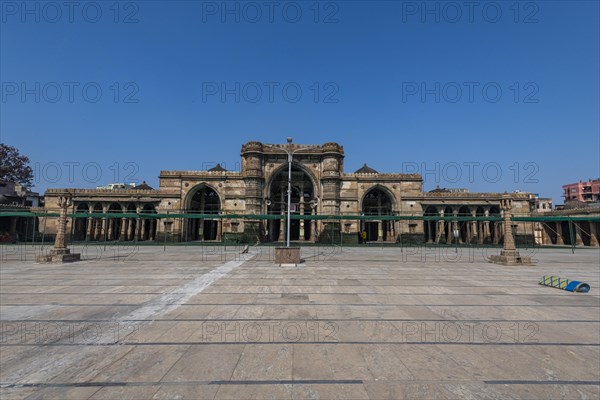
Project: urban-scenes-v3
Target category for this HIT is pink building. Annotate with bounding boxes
[563,179,600,203]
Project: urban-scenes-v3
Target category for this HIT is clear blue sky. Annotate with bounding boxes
[1,1,598,205]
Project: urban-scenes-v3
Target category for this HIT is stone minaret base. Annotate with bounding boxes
[36,248,81,263]
[489,249,532,266]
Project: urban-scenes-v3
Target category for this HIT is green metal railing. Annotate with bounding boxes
[2,210,599,222]
[1,210,598,254]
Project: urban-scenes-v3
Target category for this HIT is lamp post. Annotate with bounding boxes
[286,137,293,247]
[274,137,302,265]
[272,138,313,246]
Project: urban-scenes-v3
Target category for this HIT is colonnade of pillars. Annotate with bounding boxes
[0,216,36,242]
[74,205,157,242]
[360,220,398,242]
[538,221,599,247]
[188,219,221,241]
[422,207,504,245]
[83,216,155,241]
[425,219,503,244]
[423,219,600,247]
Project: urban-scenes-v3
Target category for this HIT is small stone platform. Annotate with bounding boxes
[274,246,301,265]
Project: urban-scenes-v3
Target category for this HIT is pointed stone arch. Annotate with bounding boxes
[360,184,397,213]
[185,183,222,241]
[265,161,319,205]
[265,162,318,242]
[361,185,396,242]
[185,183,223,211]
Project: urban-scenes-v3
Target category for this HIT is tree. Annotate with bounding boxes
[0,144,34,187]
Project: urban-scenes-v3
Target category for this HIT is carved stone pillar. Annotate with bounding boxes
[310,207,316,242]
[86,217,94,241]
[101,218,107,241]
[37,196,80,263]
[127,219,134,241]
[436,216,444,243]
[268,219,274,242]
[574,222,584,246]
[387,221,393,242]
[199,194,205,240]
[9,217,17,237]
[540,223,550,245]
[107,219,114,241]
[95,217,102,241]
[492,222,499,244]
[556,222,564,245]
[589,222,599,247]
[425,220,432,243]
[451,217,458,244]
[502,212,516,251]
[140,219,147,241]
[149,220,155,241]
[216,220,222,242]
[278,208,285,242]
[120,218,127,241]
[54,199,68,249]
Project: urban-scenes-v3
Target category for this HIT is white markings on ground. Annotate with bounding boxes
[118,252,255,322]
[0,251,256,386]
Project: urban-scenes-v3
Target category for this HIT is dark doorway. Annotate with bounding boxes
[188,186,220,241]
[267,166,315,242]
[362,188,393,242]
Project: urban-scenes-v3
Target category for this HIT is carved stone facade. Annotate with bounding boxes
[40,141,598,246]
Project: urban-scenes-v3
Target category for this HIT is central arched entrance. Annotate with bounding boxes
[267,165,315,242]
[361,187,394,242]
[187,185,220,241]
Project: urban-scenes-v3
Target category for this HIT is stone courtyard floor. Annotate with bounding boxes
[0,244,599,399]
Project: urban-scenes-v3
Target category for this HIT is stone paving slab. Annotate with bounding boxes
[0,245,599,399]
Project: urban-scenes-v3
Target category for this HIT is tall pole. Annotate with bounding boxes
[286,137,293,247]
